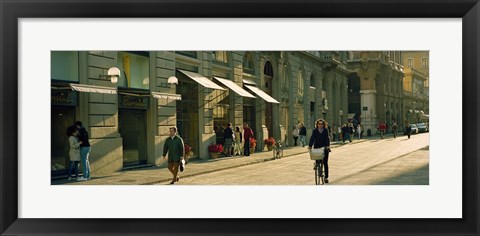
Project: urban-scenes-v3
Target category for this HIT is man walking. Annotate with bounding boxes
[392,122,399,138]
[163,127,185,184]
[299,122,307,147]
[243,123,254,156]
[75,121,91,181]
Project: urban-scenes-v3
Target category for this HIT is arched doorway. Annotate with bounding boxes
[264,61,274,138]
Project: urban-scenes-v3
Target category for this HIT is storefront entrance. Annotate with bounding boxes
[119,109,147,166]
[51,106,76,177]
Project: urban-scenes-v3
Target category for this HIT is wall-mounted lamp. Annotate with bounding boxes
[159,76,179,88]
[99,67,121,83]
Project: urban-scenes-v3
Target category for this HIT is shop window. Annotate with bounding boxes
[117,51,150,90]
[51,51,78,82]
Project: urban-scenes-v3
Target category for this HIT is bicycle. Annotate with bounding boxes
[313,160,325,185]
[310,148,326,185]
[272,140,283,159]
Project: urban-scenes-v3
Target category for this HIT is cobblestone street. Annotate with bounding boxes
[158,133,429,185]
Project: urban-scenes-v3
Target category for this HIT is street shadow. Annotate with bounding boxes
[333,147,429,184]
[369,163,429,185]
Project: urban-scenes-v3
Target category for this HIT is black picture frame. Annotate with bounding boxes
[1,0,479,235]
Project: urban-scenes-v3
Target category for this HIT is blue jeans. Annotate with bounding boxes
[67,161,80,178]
[299,135,306,147]
[80,147,91,179]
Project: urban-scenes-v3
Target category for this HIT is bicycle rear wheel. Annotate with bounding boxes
[318,162,324,185]
[314,161,324,185]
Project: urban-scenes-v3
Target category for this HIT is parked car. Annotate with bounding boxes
[416,123,428,133]
[404,124,419,135]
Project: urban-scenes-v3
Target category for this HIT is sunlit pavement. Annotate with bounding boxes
[156,133,429,185]
[53,132,428,185]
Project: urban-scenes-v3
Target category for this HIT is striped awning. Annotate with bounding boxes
[152,92,182,100]
[214,77,255,98]
[70,84,116,94]
[244,85,279,104]
[177,69,226,90]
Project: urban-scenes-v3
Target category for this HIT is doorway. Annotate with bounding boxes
[119,109,147,166]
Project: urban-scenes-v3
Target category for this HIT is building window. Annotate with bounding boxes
[51,51,79,82]
[213,51,228,64]
[117,51,150,90]
[297,71,304,97]
[310,74,316,88]
[176,51,197,58]
[407,58,414,68]
[243,53,255,74]
[421,58,429,68]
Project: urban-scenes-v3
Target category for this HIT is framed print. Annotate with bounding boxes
[1,0,479,235]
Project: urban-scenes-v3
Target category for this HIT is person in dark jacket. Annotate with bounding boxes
[75,121,91,181]
[405,122,412,139]
[163,127,185,184]
[308,119,331,183]
[223,123,234,156]
[299,122,307,147]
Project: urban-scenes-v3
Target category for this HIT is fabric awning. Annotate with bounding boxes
[244,85,279,104]
[152,92,182,100]
[70,84,116,94]
[213,77,256,98]
[177,69,226,90]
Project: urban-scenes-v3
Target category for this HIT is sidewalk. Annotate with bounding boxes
[53,135,383,185]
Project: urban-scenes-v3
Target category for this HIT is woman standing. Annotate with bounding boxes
[292,125,300,146]
[66,125,82,181]
[308,119,331,183]
[234,126,243,156]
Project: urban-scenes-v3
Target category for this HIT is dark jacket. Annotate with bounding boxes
[299,126,307,136]
[308,128,330,149]
[163,135,185,162]
[224,127,233,140]
[77,126,90,147]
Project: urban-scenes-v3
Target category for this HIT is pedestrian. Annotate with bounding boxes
[405,122,412,139]
[308,119,331,184]
[75,121,90,181]
[66,125,81,181]
[223,123,234,157]
[357,124,362,139]
[299,122,307,147]
[392,122,399,138]
[162,127,185,184]
[342,124,352,143]
[234,126,243,156]
[332,124,337,142]
[326,121,333,141]
[377,122,386,139]
[243,123,254,156]
[292,125,299,146]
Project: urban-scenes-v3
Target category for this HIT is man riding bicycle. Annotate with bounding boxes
[308,119,331,183]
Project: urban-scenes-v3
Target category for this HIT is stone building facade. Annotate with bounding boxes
[50,51,364,178]
[347,51,406,133]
